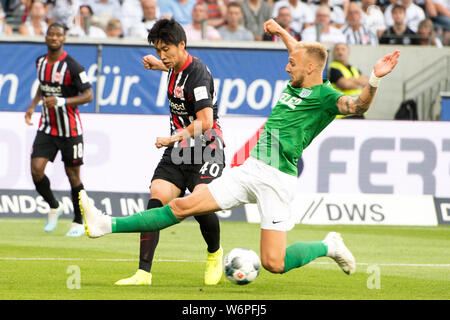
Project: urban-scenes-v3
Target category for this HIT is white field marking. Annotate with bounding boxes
[0,257,449,267]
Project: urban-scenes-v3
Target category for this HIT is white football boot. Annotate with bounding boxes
[78,190,111,238]
[323,232,356,275]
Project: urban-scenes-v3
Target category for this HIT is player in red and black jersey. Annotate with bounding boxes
[114,19,224,286]
[24,23,93,237]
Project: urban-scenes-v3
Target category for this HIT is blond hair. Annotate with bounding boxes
[293,41,328,70]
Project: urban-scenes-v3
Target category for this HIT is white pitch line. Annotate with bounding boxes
[0,257,449,267]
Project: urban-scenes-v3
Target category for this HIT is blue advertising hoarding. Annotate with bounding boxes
[1,41,328,116]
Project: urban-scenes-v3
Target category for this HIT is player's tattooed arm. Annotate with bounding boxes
[336,85,377,115]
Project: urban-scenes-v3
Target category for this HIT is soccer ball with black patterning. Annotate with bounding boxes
[224,248,261,285]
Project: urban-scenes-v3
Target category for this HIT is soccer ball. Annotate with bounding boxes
[224,248,261,285]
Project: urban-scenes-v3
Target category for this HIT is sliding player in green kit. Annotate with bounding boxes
[79,19,400,277]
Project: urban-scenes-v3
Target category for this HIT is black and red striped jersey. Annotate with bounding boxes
[35,51,91,137]
[165,54,224,152]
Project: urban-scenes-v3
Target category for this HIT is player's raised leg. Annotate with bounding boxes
[79,185,221,237]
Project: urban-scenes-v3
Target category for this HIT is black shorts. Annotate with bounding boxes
[151,148,224,195]
[31,131,84,167]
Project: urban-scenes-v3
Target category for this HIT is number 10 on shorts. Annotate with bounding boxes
[73,143,83,159]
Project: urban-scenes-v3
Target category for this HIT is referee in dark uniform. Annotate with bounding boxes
[114,19,224,286]
[24,23,93,236]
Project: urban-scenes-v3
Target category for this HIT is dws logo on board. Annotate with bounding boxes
[434,198,450,225]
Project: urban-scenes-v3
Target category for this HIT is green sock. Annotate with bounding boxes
[111,205,180,233]
[282,241,328,273]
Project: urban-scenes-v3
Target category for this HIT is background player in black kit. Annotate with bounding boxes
[24,23,93,237]
[114,19,225,286]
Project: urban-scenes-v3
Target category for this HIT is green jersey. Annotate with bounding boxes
[250,79,344,176]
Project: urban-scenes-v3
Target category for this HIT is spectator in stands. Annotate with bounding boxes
[67,4,107,38]
[18,0,47,35]
[45,0,80,29]
[329,42,369,119]
[240,0,272,40]
[416,18,444,46]
[197,0,228,28]
[0,2,13,34]
[105,17,123,37]
[430,0,450,45]
[315,0,346,28]
[218,2,254,41]
[341,2,378,45]
[380,4,420,44]
[184,2,221,41]
[360,0,386,37]
[272,0,314,33]
[159,0,196,26]
[264,6,301,41]
[4,0,30,30]
[127,0,159,39]
[120,0,145,37]
[384,0,426,32]
[86,0,122,30]
[301,5,346,43]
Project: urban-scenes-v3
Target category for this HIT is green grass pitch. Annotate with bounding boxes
[0,218,449,300]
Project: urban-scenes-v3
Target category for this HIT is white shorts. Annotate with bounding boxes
[208,157,297,231]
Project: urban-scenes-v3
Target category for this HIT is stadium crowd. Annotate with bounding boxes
[0,0,448,46]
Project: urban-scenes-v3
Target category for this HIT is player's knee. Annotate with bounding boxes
[169,198,191,220]
[30,164,44,182]
[261,256,285,274]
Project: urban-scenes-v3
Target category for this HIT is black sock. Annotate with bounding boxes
[194,213,220,253]
[71,184,84,224]
[34,175,59,209]
[139,198,163,272]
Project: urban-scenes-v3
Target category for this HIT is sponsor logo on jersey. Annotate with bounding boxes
[40,83,62,95]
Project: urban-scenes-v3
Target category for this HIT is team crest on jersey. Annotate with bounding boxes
[174,85,184,99]
[300,89,312,98]
[53,72,62,83]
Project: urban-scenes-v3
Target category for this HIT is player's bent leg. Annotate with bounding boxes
[260,229,287,274]
[169,185,221,220]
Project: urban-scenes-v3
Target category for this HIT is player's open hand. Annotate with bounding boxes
[25,108,34,126]
[373,50,400,78]
[263,19,283,36]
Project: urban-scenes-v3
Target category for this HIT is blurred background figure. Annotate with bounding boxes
[105,16,122,37]
[159,0,196,26]
[329,42,369,120]
[264,5,301,41]
[45,0,80,29]
[430,0,450,45]
[127,0,159,38]
[416,18,444,46]
[218,2,254,41]
[0,1,14,34]
[3,0,31,32]
[197,0,228,28]
[86,0,122,30]
[301,5,346,44]
[184,2,221,41]
[360,0,386,38]
[68,4,106,38]
[341,2,378,45]
[272,0,314,33]
[240,0,272,41]
[380,4,420,45]
[18,0,47,35]
[384,0,426,32]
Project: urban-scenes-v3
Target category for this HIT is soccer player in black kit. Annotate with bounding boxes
[24,23,93,237]
[114,19,224,286]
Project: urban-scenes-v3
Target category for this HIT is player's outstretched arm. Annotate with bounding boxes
[337,50,400,116]
[143,54,169,72]
[263,19,298,54]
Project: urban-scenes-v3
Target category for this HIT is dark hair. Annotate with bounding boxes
[47,22,67,34]
[147,18,187,47]
[392,4,406,13]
